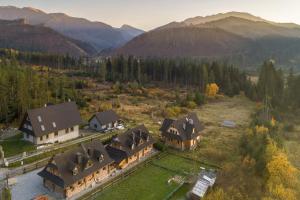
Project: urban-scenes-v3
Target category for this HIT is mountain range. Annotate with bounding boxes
[1,7,300,68]
[0,6,144,52]
[117,12,300,68]
[0,19,95,56]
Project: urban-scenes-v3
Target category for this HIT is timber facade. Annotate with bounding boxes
[160,113,204,151]
[39,124,154,198]
[38,140,115,198]
[106,124,155,169]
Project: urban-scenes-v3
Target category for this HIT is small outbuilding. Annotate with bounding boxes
[89,110,122,132]
[190,169,217,199]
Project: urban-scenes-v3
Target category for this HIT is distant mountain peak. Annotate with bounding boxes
[23,7,45,13]
[0,6,145,52]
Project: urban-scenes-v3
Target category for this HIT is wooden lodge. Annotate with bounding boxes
[160,113,204,150]
[106,125,154,169]
[38,125,154,198]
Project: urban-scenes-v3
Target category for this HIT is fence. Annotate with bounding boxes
[2,157,50,181]
[79,151,168,200]
[166,150,221,169]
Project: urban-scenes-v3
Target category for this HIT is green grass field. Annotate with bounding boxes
[0,134,35,157]
[95,165,179,200]
[93,153,205,200]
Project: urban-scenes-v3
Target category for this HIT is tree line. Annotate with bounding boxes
[97,56,253,97]
[0,58,87,125]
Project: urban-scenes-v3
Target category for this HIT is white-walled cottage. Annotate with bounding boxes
[19,102,82,145]
[89,110,121,132]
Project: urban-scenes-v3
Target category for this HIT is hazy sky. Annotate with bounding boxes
[0,0,299,30]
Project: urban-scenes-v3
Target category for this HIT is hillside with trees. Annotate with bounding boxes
[0,19,96,56]
[117,13,300,69]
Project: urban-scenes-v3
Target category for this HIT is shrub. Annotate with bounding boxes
[98,102,113,112]
[153,141,166,152]
[186,101,197,109]
[163,106,182,118]
[1,187,11,200]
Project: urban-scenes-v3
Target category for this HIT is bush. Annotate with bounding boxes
[153,141,167,151]
[1,187,11,200]
[186,101,197,109]
[163,106,182,118]
[98,102,113,112]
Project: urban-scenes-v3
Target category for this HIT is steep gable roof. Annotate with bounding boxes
[20,102,82,137]
[38,140,114,188]
[91,110,120,125]
[160,112,204,141]
[106,125,154,163]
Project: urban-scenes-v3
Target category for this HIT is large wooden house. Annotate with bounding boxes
[38,140,115,198]
[19,102,82,145]
[106,125,154,169]
[89,110,121,132]
[160,113,204,150]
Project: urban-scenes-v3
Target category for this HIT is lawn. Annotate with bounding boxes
[0,134,35,157]
[169,183,191,200]
[152,154,204,175]
[92,153,206,200]
[94,165,179,200]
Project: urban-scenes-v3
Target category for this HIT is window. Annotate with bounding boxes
[54,131,58,136]
[26,133,29,139]
[103,166,106,170]
[52,122,56,128]
[65,128,69,134]
[41,125,45,131]
[71,127,74,132]
[38,116,42,122]
[40,136,43,141]
[46,134,49,139]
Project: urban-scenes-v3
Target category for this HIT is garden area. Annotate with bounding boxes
[0,133,35,157]
[93,153,208,200]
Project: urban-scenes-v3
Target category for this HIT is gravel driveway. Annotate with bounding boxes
[11,168,62,200]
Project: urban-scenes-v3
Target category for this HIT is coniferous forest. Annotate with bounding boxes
[1,49,300,126]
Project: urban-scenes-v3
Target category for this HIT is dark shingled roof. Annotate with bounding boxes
[160,113,204,141]
[106,125,154,163]
[38,140,114,188]
[90,110,120,125]
[19,102,82,137]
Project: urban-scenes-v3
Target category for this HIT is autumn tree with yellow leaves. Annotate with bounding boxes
[206,83,219,97]
[263,140,299,200]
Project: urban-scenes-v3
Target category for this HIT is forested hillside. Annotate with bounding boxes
[0,57,87,124]
[117,12,300,69]
[0,19,94,56]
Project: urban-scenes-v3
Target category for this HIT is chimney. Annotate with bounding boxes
[87,148,92,156]
[76,152,83,164]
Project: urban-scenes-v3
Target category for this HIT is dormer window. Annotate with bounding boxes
[72,166,78,175]
[98,154,104,162]
[38,116,42,122]
[85,159,93,169]
[52,122,56,128]
[41,125,45,131]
